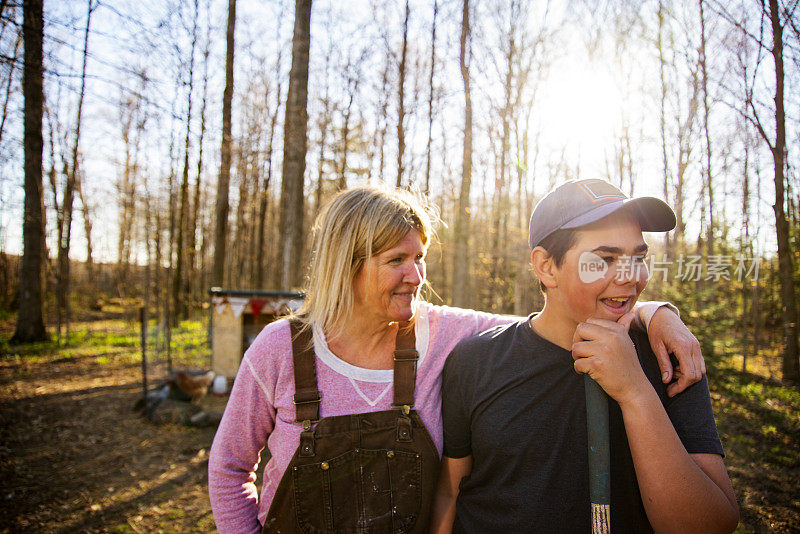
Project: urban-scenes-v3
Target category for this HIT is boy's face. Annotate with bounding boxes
[551,210,649,325]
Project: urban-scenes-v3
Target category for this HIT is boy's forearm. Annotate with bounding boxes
[429,488,458,534]
[430,455,472,533]
[619,390,738,533]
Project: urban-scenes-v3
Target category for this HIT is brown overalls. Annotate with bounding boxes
[261,320,440,534]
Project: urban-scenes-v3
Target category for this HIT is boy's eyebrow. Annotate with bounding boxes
[591,244,649,254]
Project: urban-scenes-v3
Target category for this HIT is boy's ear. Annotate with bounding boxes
[531,246,557,290]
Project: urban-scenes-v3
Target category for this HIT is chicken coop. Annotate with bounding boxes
[208,288,304,387]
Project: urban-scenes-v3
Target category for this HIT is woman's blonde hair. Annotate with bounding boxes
[295,185,437,336]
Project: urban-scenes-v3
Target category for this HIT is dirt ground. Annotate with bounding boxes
[1,321,799,533]
[0,349,222,533]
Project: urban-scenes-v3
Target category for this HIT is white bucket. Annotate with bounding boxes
[212,375,228,395]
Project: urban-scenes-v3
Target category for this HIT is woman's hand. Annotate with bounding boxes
[647,307,706,397]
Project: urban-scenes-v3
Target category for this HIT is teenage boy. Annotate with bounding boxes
[432,179,738,533]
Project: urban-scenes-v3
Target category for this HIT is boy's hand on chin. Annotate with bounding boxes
[571,313,652,406]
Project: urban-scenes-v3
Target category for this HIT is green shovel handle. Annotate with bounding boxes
[585,374,611,533]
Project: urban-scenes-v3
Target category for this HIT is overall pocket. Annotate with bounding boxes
[292,448,422,534]
[355,448,422,533]
[292,449,359,533]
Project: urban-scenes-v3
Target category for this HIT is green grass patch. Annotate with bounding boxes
[0,317,212,371]
[709,351,800,476]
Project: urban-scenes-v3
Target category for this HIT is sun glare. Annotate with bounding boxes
[538,62,626,168]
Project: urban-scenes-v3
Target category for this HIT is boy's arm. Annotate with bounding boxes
[620,391,738,533]
[572,316,738,534]
[430,455,473,534]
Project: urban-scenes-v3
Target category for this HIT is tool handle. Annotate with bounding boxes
[585,374,611,533]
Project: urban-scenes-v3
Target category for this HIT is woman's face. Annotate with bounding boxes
[352,230,427,324]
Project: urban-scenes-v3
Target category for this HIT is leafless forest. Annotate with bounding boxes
[1,0,799,383]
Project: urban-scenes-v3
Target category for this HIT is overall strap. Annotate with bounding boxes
[392,322,418,411]
[289,320,321,429]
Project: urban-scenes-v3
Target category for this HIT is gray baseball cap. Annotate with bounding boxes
[528,179,676,249]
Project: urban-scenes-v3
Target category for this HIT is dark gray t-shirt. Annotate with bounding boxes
[441,317,724,533]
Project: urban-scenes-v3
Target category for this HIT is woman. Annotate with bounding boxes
[208,185,703,533]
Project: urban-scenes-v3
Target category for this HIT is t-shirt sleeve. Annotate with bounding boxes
[664,375,725,457]
[441,342,474,458]
[632,330,724,458]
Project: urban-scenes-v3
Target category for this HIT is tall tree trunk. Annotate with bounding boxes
[117,106,138,286]
[452,0,472,308]
[699,0,714,256]
[766,0,799,383]
[46,111,62,339]
[424,0,438,194]
[57,0,93,341]
[489,4,517,311]
[173,0,199,322]
[212,0,236,288]
[513,102,535,316]
[674,68,699,250]
[338,54,360,191]
[395,0,409,188]
[339,100,352,191]
[256,72,281,289]
[12,0,47,343]
[75,171,92,272]
[376,57,390,185]
[657,1,672,253]
[234,142,251,287]
[188,17,210,303]
[741,123,751,373]
[314,56,329,221]
[154,208,163,328]
[247,126,261,288]
[752,162,763,373]
[278,0,312,289]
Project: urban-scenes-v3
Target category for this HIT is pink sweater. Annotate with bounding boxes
[208,303,512,533]
[208,302,664,533]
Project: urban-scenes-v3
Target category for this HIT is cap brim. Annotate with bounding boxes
[562,197,676,232]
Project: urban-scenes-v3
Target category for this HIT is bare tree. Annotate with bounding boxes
[395,0,409,188]
[372,55,391,184]
[212,0,236,288]
[452,0,472,308]
[755,0,799,383]
[658,0,672,252]
[117,83,145,284]
[657,3,701,254]
[12,0,47,343]
[423,0,438,194]
[487,0,526,311]
[56,0,94,340]
[173,0,199,322]
[74,168,92,271]
[255,53,283,289]
[278,0,312,289]
[699,0,715,255]
[740,91,753,372]
[337,46,365,191]
[314,47,331,218]
[188,5,211,302]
